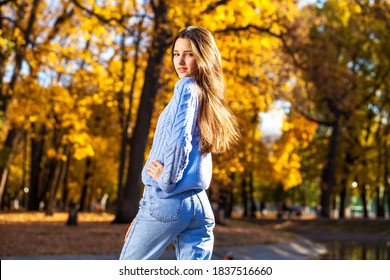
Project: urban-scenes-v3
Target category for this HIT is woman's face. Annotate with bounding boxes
[173,38,196,78]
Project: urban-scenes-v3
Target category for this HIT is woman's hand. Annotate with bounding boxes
[146,159,164,181]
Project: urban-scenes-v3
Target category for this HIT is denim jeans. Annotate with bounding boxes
[119,187,215,260]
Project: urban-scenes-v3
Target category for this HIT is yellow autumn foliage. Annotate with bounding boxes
[270,114,318,190]
[1,0,339,208]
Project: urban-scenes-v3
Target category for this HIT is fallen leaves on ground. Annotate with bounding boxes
[0,212,290,256]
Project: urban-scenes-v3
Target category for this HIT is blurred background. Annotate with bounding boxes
[0,0,389,259]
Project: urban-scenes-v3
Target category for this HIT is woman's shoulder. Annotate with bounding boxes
[175,77,196,90]
[172,77,198,107]
[174,78,198,101]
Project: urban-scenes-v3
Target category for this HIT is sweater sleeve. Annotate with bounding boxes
[157,78,198,193]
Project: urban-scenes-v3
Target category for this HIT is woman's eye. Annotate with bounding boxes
[174,53,193,57]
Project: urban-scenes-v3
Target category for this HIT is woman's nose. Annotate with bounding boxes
[178,55,185,64]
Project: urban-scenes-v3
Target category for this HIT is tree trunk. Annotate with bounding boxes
[0,128,23,210]
[339,185,347,219]
[320,121,340,218]
[116,20,143,213]
[61,169,70,211]
[360,185,368,219]
[274,182,284,219]
[45,159,63,216]
[248,171,257,217]
[113,0,171,223]
[116,31,129,208]
[226,187,234,218]
[45,144,70,214]
[20,130,28,196]
[241,177,248,217]
[79,157,92,212]
[43,119,63,216]
[384,135,389,218]
[376,186,385,218]
[375,121,385,217]
[43,157,56,214]
[60,146,72,210]
[28,124,47,210]
[224,173,235,218]
[339,151,355,219]
[359,158,369,219]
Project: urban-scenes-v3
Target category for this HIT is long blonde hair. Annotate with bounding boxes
[172,26,239,154]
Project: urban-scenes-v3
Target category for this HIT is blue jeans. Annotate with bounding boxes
[119,187,215,260]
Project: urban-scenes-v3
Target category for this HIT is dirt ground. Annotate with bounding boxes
[2,212,389,257]
[0,212,289,257]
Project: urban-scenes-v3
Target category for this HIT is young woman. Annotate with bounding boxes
[119,26,239,260]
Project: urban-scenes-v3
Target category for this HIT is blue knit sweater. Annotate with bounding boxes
[141,77,212,198]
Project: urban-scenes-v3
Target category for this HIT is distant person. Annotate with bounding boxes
[119,26,239,260]
[295,205,302,219]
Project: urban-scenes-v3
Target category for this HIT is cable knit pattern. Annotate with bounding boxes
[142,77,212,198]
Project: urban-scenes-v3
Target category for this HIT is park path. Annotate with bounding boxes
[2,237,326,260]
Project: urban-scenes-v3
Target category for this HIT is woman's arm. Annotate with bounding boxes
[155,78,198,193]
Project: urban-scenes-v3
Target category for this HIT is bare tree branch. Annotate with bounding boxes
[215,23,283,38]
[0,0,15,7]
[201,0,230,14]
[23,0,40,46]
[44,5,74,44]
[71,0,150,31]
[71,0,122,24]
